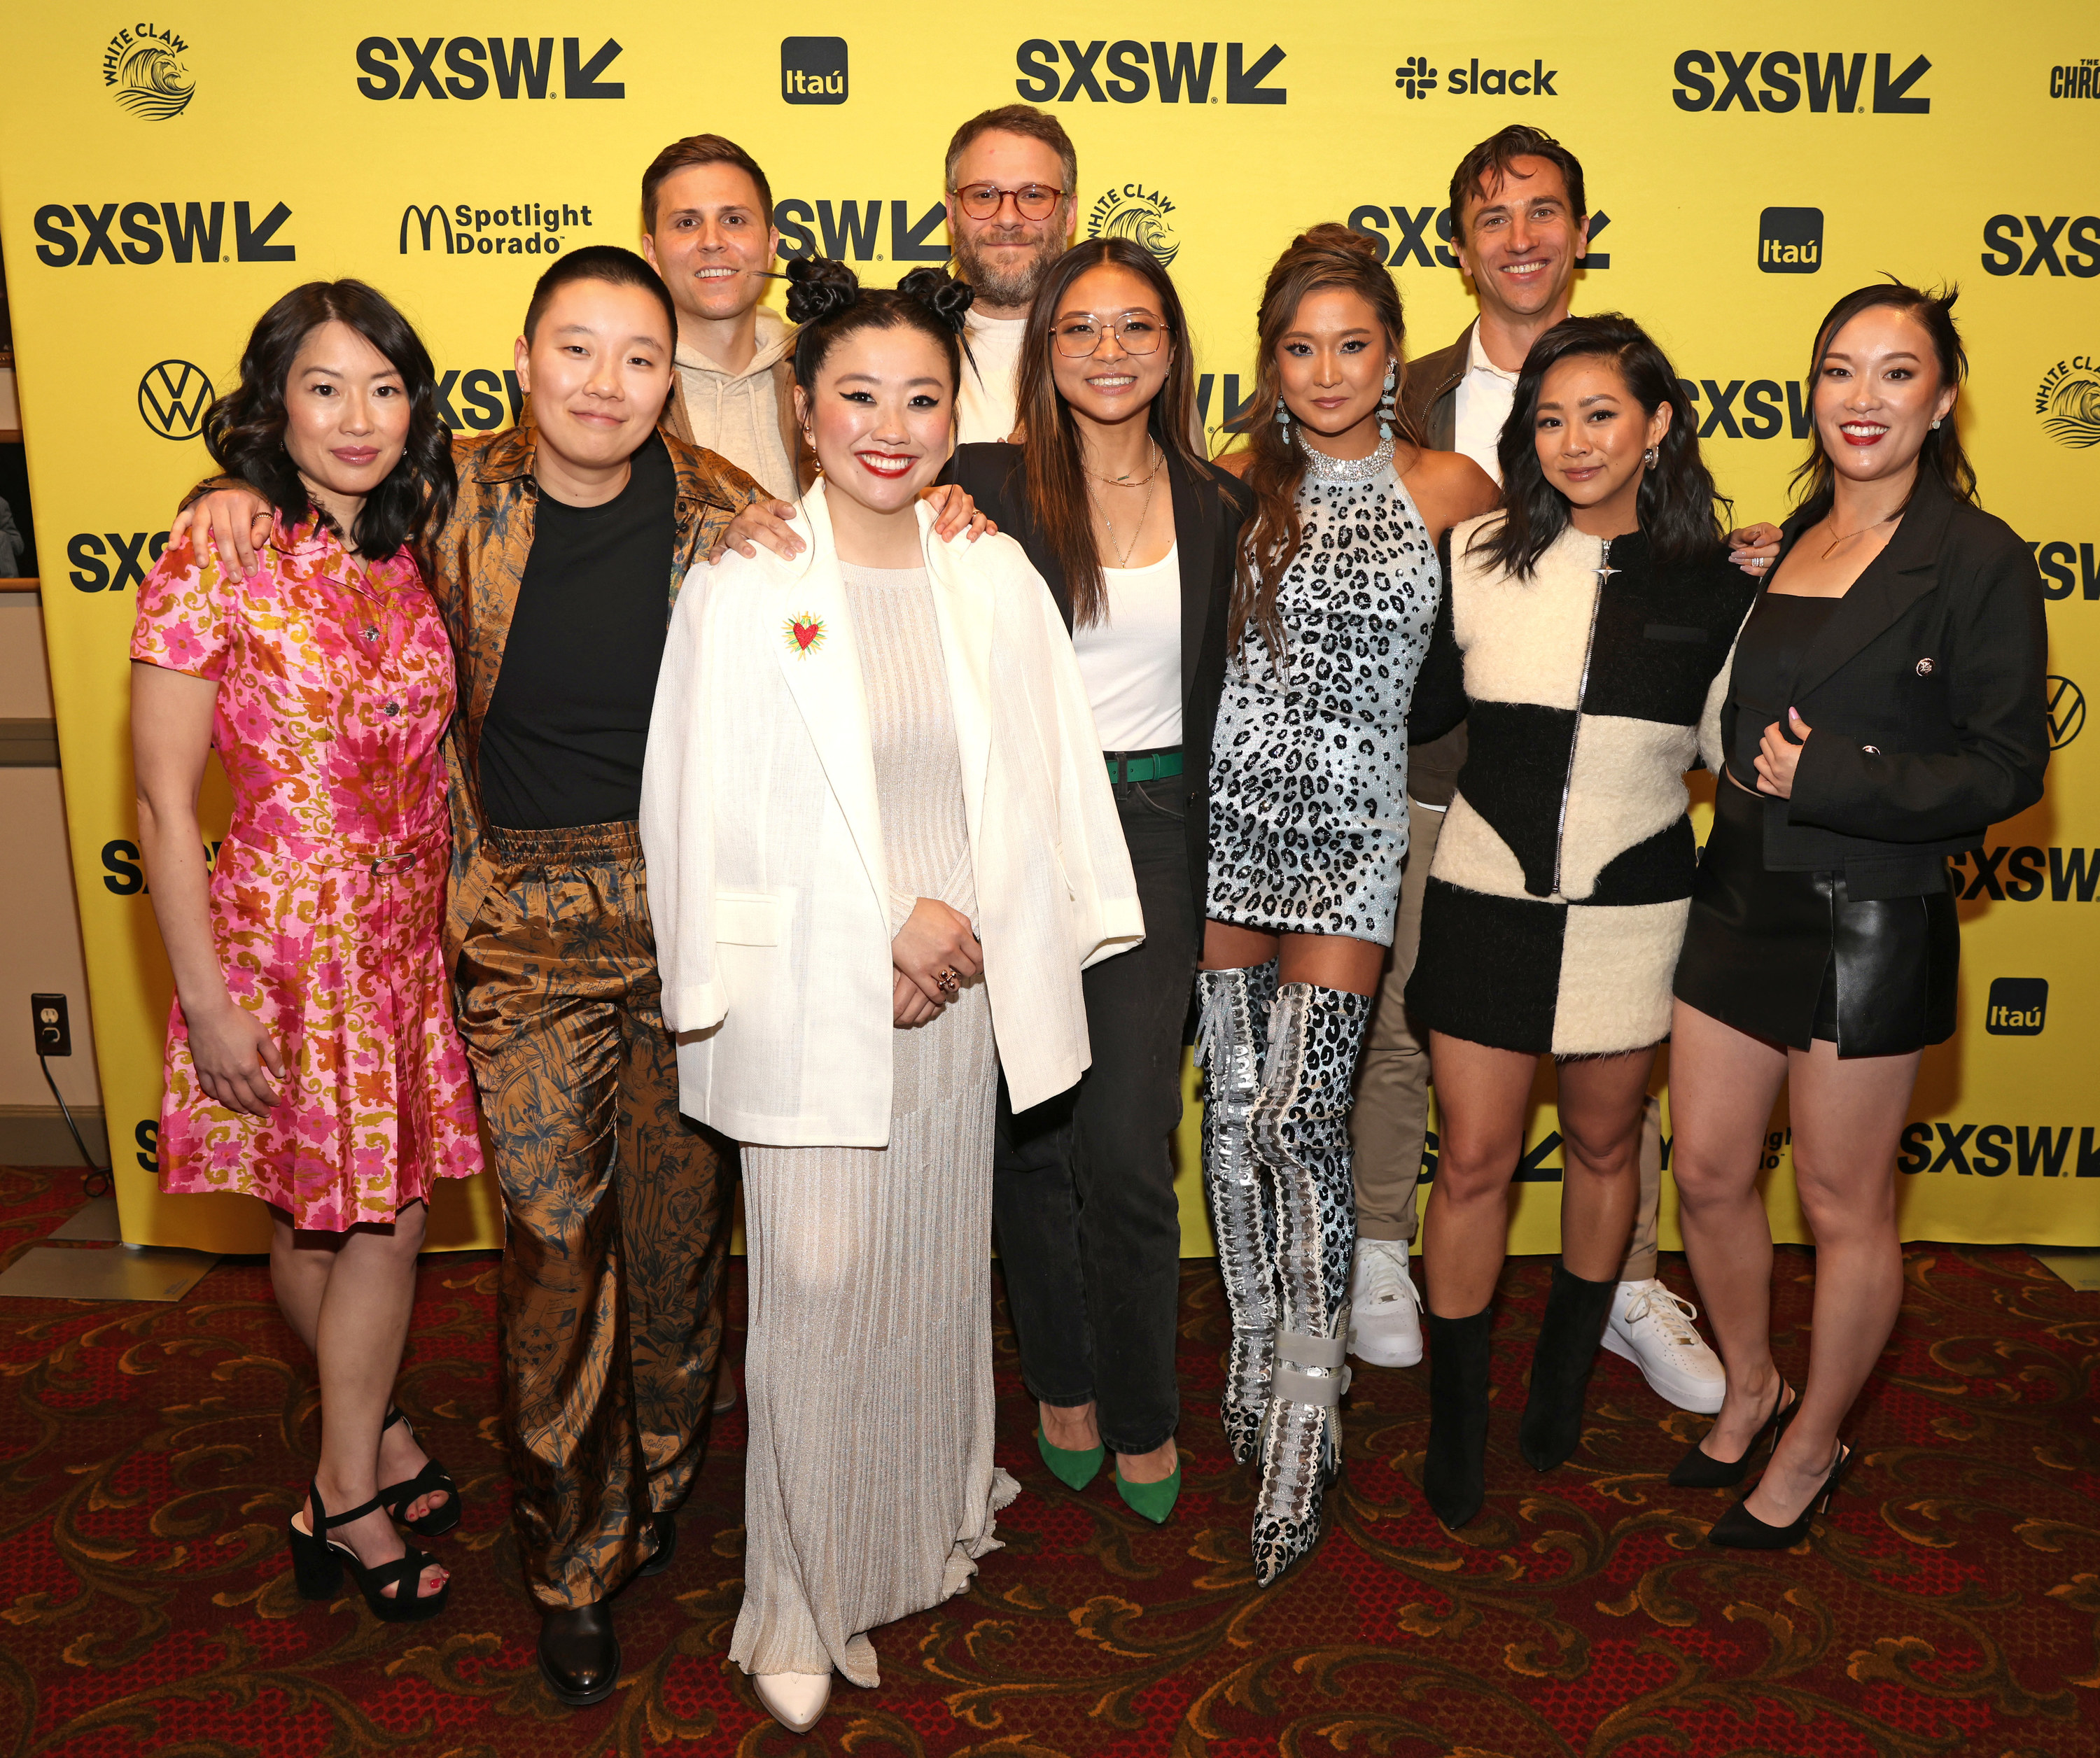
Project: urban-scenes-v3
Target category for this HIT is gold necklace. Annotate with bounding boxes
[1818,509,1898,559]
[1085,442,1162,488]
[1093,445,1163,569]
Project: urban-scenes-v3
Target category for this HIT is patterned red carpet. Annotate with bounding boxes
[0,1160,2094,1757]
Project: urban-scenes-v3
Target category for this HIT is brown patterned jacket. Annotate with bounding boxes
[429,420,764,968]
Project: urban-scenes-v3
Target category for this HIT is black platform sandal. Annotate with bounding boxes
[376,1406,460,1537]
[288,1482,450,1622]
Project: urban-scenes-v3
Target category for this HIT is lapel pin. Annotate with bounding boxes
[784,613,827,657]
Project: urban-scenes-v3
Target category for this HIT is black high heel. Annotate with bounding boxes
[1668,1381,1798,1489]
[1707,1442,1851,1549]
[376,1406,460,1538]
[288,1482,451,1622]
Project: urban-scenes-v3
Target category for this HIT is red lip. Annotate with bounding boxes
[1838,428,1887,447]
[855,451,916,477]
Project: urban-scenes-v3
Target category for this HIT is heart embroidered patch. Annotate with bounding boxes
[783,613,826,656]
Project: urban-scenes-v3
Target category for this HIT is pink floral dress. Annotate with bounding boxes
[131,514,483,1230]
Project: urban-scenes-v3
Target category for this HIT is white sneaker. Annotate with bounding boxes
[1347,1238,1424,1367]
[1602,1279,1726,1414]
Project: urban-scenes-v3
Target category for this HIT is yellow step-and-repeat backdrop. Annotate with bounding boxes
[1,3,2094,1253]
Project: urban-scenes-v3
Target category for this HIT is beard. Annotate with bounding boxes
[953,223,1063,310]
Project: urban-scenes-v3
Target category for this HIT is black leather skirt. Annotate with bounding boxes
[1672,780,1957,1057]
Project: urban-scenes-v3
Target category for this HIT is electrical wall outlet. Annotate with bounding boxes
[31,993,71,1058]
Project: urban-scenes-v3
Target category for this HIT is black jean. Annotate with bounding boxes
[993,771,1198,1456]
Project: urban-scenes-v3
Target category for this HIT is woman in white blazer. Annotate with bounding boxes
[640,260,1140,1735]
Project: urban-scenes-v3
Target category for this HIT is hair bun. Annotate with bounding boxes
[896,266,974,333]
[785,257,861,328]
[1294,221,1385,266]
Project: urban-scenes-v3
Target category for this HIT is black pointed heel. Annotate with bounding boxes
[377,1406,460,1538]
[288,1483,451,1622]
[1424,1307,1493,1531]
[1669,1381,1798,1489]
[1707,1442,1851,1549]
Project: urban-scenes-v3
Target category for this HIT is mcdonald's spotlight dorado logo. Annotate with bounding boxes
[138,361,213,441]
[399,201,591,257]
[1086,184,1180,267]
[2037,355,2100,449]
[105,24,195,120]
[2047,675,2085,748]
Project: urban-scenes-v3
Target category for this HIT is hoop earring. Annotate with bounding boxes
[1377,358,1398,443]
[1642,445,1658,469]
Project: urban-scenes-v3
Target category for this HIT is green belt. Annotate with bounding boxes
[1105,748,1184,785]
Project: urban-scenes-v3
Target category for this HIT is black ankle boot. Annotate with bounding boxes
[1424,1307,1492,1531]
[1518,1262,1618,1472]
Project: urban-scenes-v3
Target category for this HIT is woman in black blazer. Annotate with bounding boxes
[943,238,1247,1524]
[1667,283,2048,1547]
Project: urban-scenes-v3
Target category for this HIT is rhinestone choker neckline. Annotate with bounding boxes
[1300,435,1395,482]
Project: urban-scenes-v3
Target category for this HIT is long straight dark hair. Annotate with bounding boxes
[1011,238,1210,627]
[1789,281,1977,526]
[1475,312,1727,579]
[201,280,455,564]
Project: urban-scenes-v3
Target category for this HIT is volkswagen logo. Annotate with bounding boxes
[138,360,214,440]
[2047,674,2085,749]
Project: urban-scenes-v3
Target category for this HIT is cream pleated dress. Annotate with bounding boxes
[730,561,1018,1686]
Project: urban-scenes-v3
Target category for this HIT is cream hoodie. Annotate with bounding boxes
[673,307,800,502]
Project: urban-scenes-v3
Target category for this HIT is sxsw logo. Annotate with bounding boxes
[2031,540,2100,600]
[355,36,624,99]
[31,200,293,267]
[1345,205,1614,270]
[774,199,948,263]
[1675,376,1812,439]
[1016,40,1285,104]
[66,530,169,591]
[1897,1122,2100,1177]
[1671,51,1931,113]
[781,36,846,104]
[1758,206,1822,273]
[436,367,526,431]
[1392,55,1561,98]
[1947,845,2100,901]
[1980,215,2100,277]
[1985,978,2047,1036]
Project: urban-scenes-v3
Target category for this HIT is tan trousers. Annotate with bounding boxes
[1349,803,1662,1282]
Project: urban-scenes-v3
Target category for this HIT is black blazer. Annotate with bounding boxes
[943,440,1249,922]
[1716,468,2050,897]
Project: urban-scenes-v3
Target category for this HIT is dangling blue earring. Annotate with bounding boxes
[1275,396,1292,439]
[1377,359,1397,442]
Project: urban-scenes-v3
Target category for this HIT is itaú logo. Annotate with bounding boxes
[1984,978,2047,1036]
[138,361,213,440]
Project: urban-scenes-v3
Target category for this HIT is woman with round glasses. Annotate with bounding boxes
[1201,225,1496,1584]
[944,238,1245,1528]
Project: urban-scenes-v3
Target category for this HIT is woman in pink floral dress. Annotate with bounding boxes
[132,281,478,1623]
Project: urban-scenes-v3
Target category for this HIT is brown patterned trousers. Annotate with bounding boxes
[454,818,728,1611]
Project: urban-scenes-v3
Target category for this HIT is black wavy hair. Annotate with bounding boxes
[1790,281,1977,525]
[1475,312,1728,580]
[201,280,455,564]
[785,260,974,394]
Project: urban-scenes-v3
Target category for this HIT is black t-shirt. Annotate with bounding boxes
[478,435,677,829]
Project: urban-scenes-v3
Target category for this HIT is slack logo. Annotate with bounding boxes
[1985,978,2047,1036]
[781,37,846,104]
[1758,206,1822,272]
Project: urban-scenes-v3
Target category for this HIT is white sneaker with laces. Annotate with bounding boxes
[1601,1279,1726,1413]
[1347,1237,1424,1367]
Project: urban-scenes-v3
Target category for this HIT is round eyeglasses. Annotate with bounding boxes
[1053,315,1169,358]
[952,182,1066,221]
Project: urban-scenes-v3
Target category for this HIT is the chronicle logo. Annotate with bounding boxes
[781,36,846,104]
[1985,977,2048,1036]
[1392,55,1560,98]
[1672,51,1931,113]
[2049,59,2097,99]
[2047,675,2085,748]
[105,23,195,120]
[1016,40,1285,104]
[2036,355,2100,449]
[400,202,593,257]
[355,37,624,99]
[139,361,213,441]
[1758,206,1822,273]
[1086,184,1180,267]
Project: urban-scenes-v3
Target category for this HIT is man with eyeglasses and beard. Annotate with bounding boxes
[942,104,1079,444]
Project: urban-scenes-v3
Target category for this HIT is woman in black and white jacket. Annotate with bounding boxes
[1404,314,1757,1530]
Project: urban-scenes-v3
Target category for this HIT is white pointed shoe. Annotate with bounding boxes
[1601,1279,1726,1414]
[1347,1237,1424,1367]
[752,1670,832,1733]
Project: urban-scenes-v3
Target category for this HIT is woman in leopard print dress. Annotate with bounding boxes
[1201,225,1495,1583]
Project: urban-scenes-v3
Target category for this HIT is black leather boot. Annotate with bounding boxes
[636,1511,676,1578]
[1518,1261,1618,1472]
[1424,1307,1492,1530]
[538,1601,620,1706]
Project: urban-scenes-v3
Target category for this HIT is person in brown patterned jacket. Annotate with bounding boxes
[178,248,765,1707]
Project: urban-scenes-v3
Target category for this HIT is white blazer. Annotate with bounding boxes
[640,479,1143,1148]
